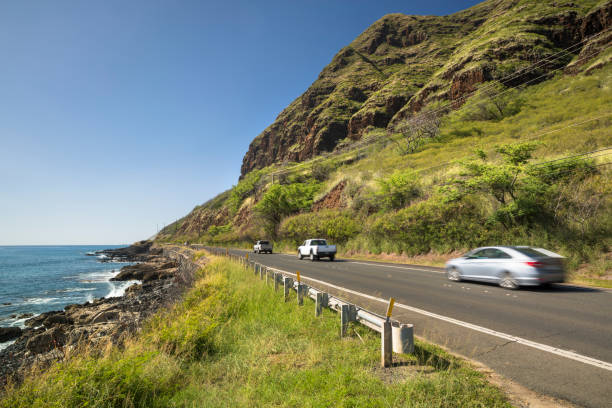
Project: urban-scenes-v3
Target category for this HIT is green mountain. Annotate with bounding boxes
[158,0,612,285]
[240,0,611,176]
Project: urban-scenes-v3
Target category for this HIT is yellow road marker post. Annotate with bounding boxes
[386,298,395,321]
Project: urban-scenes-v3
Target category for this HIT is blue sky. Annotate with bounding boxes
[0,0,480,245]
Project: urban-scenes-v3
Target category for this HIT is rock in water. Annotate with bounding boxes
[0,327,22,342]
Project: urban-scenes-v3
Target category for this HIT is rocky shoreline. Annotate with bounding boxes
[0,241,197,388]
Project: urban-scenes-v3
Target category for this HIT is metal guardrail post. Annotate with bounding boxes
[341,304,349,337]
[283,277,293,302]
[349,304,357,322]
[297,284,305,306]
[315,292,328,316]
[260,266,265,280]
[266,269,270,285]
[381,321,392,367]
[392,323,415,354]
[274,272,280,291]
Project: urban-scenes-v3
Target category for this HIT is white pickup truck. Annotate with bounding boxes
[253,240,273,254]
[298,239,336,261]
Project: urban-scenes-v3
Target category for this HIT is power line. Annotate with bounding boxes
[531,147,612,167]
[410,27,612,122]
[408,40,611,127]
[268,28,611,178]
[413,113,612,174]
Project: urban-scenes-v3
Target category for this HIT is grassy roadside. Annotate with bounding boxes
[2,255,511,407]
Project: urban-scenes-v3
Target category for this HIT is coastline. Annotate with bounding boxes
[0,241,193,388]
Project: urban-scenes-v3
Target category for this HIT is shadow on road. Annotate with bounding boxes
[525,283,603,293]
[461,281,603,293]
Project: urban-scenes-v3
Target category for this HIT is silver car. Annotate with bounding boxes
[445,246,565,289]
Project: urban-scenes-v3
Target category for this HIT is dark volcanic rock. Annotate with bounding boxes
[111,259,177,281]
[0,245,197,388]
[43,314,74,326]
[97,240,154,262]
[0,327,22,342]
[25,327,67,354]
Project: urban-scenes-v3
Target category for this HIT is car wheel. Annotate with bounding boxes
[329,255,335,261]
[298,251,303,260]
[269,250,272,254]
[310,252,315,261]
[447,267,461,282]
[499,272,519,290]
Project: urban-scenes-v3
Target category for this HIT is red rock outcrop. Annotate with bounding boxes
[312,181,347,211]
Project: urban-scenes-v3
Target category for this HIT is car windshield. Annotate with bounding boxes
[513,247,548,258]
[311,240,327,245]
[259,241,269,245]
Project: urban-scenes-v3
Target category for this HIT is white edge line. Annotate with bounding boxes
[348,261,445,274]
[263,265,612,372]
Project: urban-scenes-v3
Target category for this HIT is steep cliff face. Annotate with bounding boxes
[240,0,611,177]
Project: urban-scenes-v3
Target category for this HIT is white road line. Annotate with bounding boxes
[348,261,445,274]
[264,265,612,372]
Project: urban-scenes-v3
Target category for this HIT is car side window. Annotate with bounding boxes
[491,249,512,259]
[471,249,488,259]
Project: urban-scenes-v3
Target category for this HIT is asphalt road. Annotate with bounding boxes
[211,247,612,408]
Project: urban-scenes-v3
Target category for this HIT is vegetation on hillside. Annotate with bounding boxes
[1,257,511,407]
[240,0,610,175]
[158,57,612,284]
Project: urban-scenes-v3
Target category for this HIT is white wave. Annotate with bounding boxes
[1,314,38,329]
[0,340,16,351]
[55,287,96,294]
[97,254,108,259]
[23,297,59,305]
[105,280,140,299]
[11,317,32,328]
[84,293,94,303]
[78,269,117,283]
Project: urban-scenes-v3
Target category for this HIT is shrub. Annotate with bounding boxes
[207,223,232,236]
[228,169,265,213]
[376,169,422,210]
[278,210,361,245]
[254,182,321,235]
[367,198,488,255]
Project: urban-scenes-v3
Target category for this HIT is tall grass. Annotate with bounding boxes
[2,257,510,407]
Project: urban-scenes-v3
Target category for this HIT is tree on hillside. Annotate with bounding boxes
[254,182,320,236]
[459,81,525,122]
[445,141,597,229]
[376,169,421,210]
[394,109,442,154]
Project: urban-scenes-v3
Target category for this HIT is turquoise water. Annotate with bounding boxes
[0,245,133,332]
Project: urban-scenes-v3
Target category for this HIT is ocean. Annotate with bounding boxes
[0,245,136,349]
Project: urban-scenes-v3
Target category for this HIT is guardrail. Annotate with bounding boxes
[204,246,414,367]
